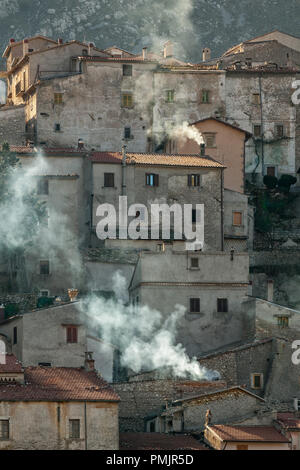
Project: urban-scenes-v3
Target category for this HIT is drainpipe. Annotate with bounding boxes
[259,74,265,177]
[84,401,88,450]
[121,144,127,196]
[221,168,224,251]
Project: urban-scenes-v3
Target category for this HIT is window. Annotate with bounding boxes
[146,173,159,187]
[0,420,9,440]
[204,133,216,148]
[38,362,51,367]
[251,373,263,389]
[190,298,200,313]
[121,93,133,108]
[275,124,284,138]
[233,211,243,226]
[122,64,132,76]
[82,49,88,56]
[188,174,200,187]
[253,125,261,137]
[69,419,80,439]
[13,327,17,345]
[66,326,78,344]
[253,93,261,105]
[37,178,49,195]
[149,421,155,433]
[166,90,175,103]
[217,298,228,313]
[192,209,197,223]
[104,173,115,187]
[201,90,210,103]
[190,257,199,268]
[54,123,61,132]
[245,58,252,67]
[15,81,21,95]
[54,93,63,104]
[124,127,132,139]
[40,260,50,275]
[266,166,276,177]
[40,290,49,297]
[278,316,289,328]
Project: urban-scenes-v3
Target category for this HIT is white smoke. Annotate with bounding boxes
[81,271,219,381]
[167,121,205,147]
[0,150,84,291]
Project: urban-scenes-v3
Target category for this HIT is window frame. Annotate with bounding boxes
[277,316,289,328]
[69,419,80,439]
[39,260,50,275]
[253,93,261,105]
[66,326,78,344]
[253,124,262,138]
[204,133,216,148]
[251,373,263,389]
[201,90,210,104]
[188,174,201,187]
[217,298,228,313]
[232,211,243,227]
[122,64,132,77]
[37,178,49,195]
[190,257,199,269]
[166,90,175,103]
[275,124,284,138]
[54,93,63,105]
[190,298,200,313]
[121,93,133,108]
[104,172,115,188]
[145,173,159,187]
[0,419,9,440]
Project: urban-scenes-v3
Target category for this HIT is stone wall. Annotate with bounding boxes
[0,105,26,145]
[113,379,226,432]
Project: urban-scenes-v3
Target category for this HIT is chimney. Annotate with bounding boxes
[0,305,5,322]
[267,279,274,302]
[202,48,211,62]
[142,47,148,60]
[77,138,84,150]
[9,38,15,44]
[68,288,79,302]
[85,352,95,371]
[23,39,29,56]
[57,38,63,44]
[88,42,94,55]
[163,41,173,59]
[200,143,205,156]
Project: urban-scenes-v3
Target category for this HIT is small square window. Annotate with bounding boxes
[104,173,114,187]
[69,419,80,439]
[146,173,159,187]
[40,260,50,275]
[201,90,210,103]
[190,258,199,268]
[253,125,261,137]
[123,64,132,76]
[251,373,263,389]
[122,93,133,108]
[0,420,9,440]
[204,133,216,148]
[188,174,200,187]
[40,290,49,297]
[166,90,175,103]
[66,326,78,343]
[233,211,242,226]
[124,127,131,139]
[217,298,228,313]
[253,93,261,105]
[54,93,63,104]
[190,298,200,313]
[54,123,61,132]
[266,166,276,177]
[278,316,289,328]
[37,178,49,195]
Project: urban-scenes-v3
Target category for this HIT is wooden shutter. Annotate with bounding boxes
[154,174,159,186]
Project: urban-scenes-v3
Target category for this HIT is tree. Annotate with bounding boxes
[0,143,46,292]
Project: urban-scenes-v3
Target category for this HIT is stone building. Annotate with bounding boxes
[0,354,119,450]
[0,300,116,383]
[129,248,251,356]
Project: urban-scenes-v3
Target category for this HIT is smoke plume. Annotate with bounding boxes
[81,271,219,381]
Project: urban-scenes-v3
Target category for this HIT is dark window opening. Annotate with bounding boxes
[188,174,200,187]
[124,127,132,139]
[38,362,52,367]
[66,326,78,344]
[54,123,61,132]
[69,419,80,439]
[190,298,200,313]
[150,421,155,432]
[217,298,228,313]
[252,374,262,389]
[40,260,50,275]
[253,125,261,137]
[13,326,17,345]
[275,125,284,138]
[104,173,115,187]
[266,166,276,177]
[191,258,199,268]
[0,420,9,440]
[146,173,159,187]
[123,64,132,76]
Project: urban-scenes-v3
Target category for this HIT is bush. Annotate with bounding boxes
[4,303,20,318]
[36,296,55,309]
[278,174,297,193]
[263,175,278,189]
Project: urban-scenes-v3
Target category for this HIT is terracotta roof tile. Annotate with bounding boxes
[0,366,119,402]
[208,425,290,443]
[0,354,22,374]
[120,433,208,450]
[91,151,225,168]
[277,413,300,429]
[10,146,85,154]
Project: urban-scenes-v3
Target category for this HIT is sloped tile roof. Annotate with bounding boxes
[91,151,225,168]
[0,354,22,373]
[208,425,290,443]
[120,433,208,450]
[0,366,119,402]
[277,413,300,430]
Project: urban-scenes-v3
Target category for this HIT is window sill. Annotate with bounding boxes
[189,267,200,271]
[102,186,117,189]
